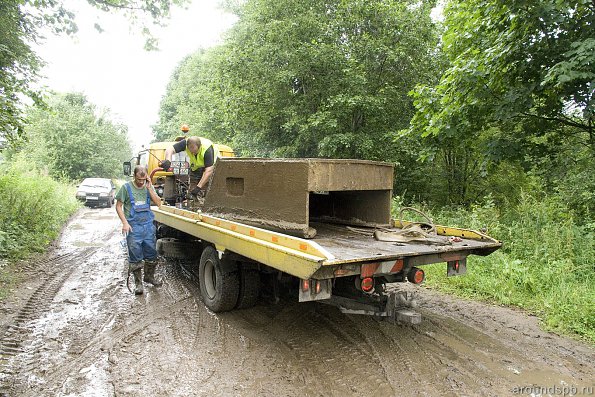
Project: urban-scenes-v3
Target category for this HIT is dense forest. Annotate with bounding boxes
[1,0,593,339]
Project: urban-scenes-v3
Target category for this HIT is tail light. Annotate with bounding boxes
[407,267,425,284]
[301,279,310,292]
[361,277,374,292]
[301,279,322,294]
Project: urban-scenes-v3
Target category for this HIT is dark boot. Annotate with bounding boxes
[143,260,162,287]
[129,263,144,295]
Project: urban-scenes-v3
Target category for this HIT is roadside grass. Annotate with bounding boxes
[0,159,80,298]
[395,193,595,342]
[0,260,22,300]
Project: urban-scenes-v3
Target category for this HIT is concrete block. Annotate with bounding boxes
[203,158,393,238]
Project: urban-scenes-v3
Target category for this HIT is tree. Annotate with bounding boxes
[1,0,43,145]
[411,0,594,145]
[0,0,188,145]
[152,50,216,142]
[155,0,442,162]
[408,0,594,205]
[25,92,132,180]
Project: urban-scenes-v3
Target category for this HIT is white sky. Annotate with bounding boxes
[33,0,237,151]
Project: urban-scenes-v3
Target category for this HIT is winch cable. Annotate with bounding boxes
[121,233,135,294]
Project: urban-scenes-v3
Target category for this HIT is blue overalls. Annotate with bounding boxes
[125,183,157,263]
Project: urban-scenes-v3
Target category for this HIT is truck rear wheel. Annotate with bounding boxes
[199,246,239,312]
[236,268,260,309]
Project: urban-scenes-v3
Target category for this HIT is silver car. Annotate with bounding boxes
[76,178,116,208]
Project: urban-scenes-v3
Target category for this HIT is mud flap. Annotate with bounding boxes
[298,279,332,302]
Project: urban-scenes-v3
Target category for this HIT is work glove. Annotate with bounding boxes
[190,187,205,198]
[160,160,171,171]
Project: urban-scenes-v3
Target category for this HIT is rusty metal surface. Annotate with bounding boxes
[311,223,502,265]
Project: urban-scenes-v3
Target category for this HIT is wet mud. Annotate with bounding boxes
[0,208,593,396]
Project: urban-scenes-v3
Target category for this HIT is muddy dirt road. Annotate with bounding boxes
[0,207,593,396]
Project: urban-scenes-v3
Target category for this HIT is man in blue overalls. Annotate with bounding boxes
[115,165,162,295]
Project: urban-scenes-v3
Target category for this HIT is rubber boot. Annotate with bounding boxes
[129,263,144,295]
[143,260,162,287]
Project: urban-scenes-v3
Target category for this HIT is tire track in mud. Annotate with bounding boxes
[416,311,582,392]
[106,264,226,397]
[350,318,449,397]
[25,263,199,396]
[307,311,394,395]
[15,251,74,274]
[385,320,491,396]
[239,302,438,395]
[16,295,198,397]
[316,307,510,397]
[218,302,334,394]
[224,302,395,396]
[339,304,588,397]
[315,309,445,396]
[0,248,99,394]
[315,307,485,397]
[197,297,439,395]
[219,288,492,396]
[162,265,203,349]
[226,299,542,397]
[418,291,595,375]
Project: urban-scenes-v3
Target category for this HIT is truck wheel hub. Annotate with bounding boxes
[204,259,217,299]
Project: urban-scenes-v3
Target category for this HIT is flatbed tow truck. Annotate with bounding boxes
[130,156,501,324]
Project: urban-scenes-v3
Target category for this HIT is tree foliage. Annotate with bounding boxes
[154,0,593,213]
[155,0,441,162]
[411,0,594,143]
[1,0,43,145]
[0,0,187,145]
[408,0,594,205]
[23,92,132,180]
[152,50,215,141]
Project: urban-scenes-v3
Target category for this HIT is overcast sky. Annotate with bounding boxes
[33,0,237,150]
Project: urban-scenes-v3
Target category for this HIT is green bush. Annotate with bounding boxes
[0,158,80,259]
[410,193,595,341]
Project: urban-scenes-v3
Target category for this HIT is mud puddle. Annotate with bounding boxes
[0,207,593,396]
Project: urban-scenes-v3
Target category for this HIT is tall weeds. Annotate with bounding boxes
[0,158,80,258]
[404,194,595,341]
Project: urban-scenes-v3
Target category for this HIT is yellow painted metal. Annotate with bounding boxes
[142,141,235,183]
[393,219,499,242]
[152,205,333,279]
[214,143,234,158]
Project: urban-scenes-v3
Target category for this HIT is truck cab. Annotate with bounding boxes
[123,138,234,203]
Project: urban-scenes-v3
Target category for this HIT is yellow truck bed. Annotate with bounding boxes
[152,205,501,280]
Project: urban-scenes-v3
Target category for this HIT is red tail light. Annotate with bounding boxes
[361,277,374,292]
[301,279,309,292]
[407,267,425,284]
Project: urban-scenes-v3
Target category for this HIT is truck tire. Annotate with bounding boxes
[106,198,112,208]
[236,269,260,309]
[157,238,201,260]
[199,246,239,312]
